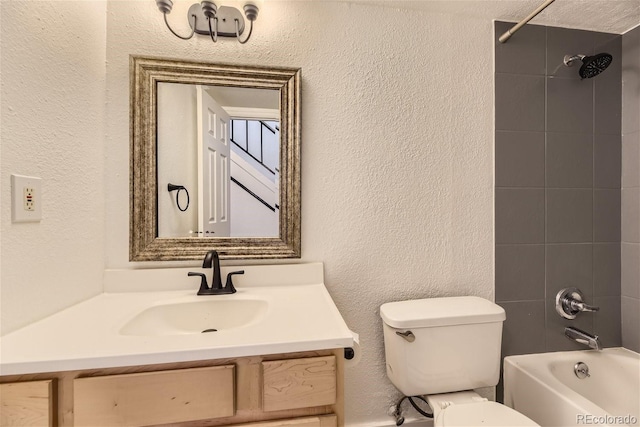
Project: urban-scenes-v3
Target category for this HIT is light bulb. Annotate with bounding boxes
[156,0,174,14]
[243,0,262,21]
[201,0,218,18]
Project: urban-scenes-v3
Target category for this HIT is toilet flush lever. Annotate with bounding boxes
[396,330,415,343]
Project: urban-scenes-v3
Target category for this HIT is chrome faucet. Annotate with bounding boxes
[555,288,599,319]
[565,327,602,350]
[188,250,244,295]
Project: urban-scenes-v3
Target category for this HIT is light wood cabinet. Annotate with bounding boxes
[0,349,344,427]
[0,380,54,427]
[74,365,235,426]
[263,356,336,412]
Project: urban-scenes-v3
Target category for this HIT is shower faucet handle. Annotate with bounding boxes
[555,288,599,319]
[569,300,599,313]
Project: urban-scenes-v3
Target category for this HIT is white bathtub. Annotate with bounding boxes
[504,348,639,427]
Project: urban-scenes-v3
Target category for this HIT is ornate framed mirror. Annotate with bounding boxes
[130,56,301,261]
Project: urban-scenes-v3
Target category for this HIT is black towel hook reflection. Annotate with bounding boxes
[167,183,190,212]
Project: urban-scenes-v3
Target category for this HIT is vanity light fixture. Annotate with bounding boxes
[155,0,261,44]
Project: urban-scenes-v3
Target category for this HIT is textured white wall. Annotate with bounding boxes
[2,0,637,424]
[1,1,495,424]
[0,1,107,334]
[105,2,494,425]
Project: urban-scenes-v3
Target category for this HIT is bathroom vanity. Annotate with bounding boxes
[1,350,342,426]
[0,263,352,427]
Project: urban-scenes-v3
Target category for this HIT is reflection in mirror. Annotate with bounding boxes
[130,56,301,261]
[157,83,280,238]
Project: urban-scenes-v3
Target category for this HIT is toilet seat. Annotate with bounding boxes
[435,401,539,427]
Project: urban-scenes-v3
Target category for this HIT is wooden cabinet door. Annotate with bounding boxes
[0,380,54,427]
[74,365,234,426]
[262,356,336,412]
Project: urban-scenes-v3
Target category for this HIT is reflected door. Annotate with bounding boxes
[197,86,231,236]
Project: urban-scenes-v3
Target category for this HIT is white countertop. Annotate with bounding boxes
[0,263,353,376]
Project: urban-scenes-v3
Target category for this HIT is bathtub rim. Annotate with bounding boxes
[504,347,639,427]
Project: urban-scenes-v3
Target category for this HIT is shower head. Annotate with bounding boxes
[563,53,613,79]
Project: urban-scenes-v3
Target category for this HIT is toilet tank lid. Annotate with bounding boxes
[380,296,505,328]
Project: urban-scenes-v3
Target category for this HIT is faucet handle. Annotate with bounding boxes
[556,288,599,319]
[570,300,599,313]
[225,270,244,293]
[188,272,210,295]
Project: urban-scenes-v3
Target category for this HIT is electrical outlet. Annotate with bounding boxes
[11,174,42,222]
[24,187,35,211]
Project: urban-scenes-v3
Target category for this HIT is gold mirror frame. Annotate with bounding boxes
[130,56,301,261]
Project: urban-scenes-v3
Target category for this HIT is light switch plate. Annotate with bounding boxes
[11,174,42,222]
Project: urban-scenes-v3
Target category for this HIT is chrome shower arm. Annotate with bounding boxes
[498,0,556,43]
[564,54,586,66]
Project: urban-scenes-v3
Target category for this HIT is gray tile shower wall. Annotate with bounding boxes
[621,25,640,353]
[494,21,623,363]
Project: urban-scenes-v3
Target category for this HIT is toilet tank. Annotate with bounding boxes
[380,296,506,397]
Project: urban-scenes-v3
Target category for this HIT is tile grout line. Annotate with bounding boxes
[543,24,549,352]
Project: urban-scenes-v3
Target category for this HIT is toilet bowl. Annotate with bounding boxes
[426,391,539,426]
[380,296,539,427]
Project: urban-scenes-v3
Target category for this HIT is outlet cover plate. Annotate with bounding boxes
[11,174,42,222]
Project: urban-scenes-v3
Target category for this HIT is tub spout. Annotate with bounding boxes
[565,327,602,350]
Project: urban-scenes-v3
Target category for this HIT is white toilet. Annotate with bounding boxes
[380,296,539,427]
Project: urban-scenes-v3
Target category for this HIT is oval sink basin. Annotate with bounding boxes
[120,299,268,336]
